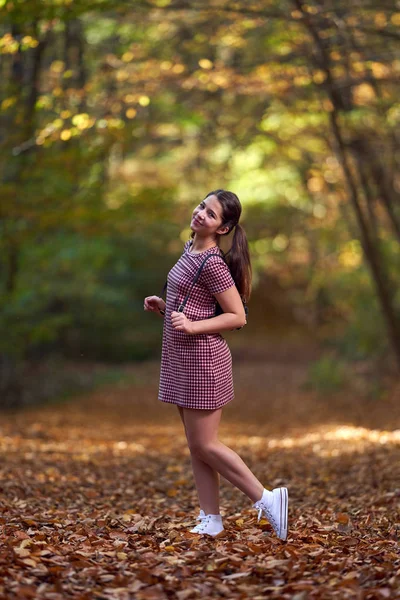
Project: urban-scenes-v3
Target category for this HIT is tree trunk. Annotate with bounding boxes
[330,110,400,369]
[294,0,400,369]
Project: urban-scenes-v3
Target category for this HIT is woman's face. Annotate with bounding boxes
[190,195,229,237]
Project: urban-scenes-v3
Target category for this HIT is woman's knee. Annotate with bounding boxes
[188,439,218,460]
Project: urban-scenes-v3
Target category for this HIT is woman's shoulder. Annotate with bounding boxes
[204,250,225,262]
[201,252,230,274]
[200,252,235,292]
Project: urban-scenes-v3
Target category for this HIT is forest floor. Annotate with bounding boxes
[0,344,399,599]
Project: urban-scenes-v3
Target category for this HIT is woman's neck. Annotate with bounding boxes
[190,236,218,253]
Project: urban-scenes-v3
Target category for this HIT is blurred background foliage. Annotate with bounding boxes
[0,0,399,406]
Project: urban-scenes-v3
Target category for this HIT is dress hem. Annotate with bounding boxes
[158,396,234,410]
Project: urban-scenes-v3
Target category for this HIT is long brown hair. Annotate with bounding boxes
[190,189,252,301]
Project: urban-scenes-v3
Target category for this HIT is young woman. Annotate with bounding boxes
[144,189,288,540]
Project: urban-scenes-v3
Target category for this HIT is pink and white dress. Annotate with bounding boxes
[158,239,236,410]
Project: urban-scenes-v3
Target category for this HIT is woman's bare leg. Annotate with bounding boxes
[182,407,265,511]
[177,406,220,515]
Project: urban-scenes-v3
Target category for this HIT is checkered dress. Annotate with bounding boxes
[158,239,236,410]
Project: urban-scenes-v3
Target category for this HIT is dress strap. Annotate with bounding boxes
[178,251,225,313]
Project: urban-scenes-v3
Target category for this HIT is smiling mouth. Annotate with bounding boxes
[193,217,203,226]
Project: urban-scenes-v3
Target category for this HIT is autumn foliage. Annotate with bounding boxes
[1,359,399,599]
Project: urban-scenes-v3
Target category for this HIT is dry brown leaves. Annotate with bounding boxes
[0,360,399,599]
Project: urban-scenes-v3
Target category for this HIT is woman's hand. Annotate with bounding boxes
[144,295,166,315]
[171,311,194,334]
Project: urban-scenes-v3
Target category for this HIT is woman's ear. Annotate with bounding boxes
[217,224,230,235]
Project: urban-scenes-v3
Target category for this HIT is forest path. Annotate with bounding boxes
[1,354,399,599]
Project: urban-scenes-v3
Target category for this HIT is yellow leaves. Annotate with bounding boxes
[122,51,134,62]
[126,108,137,119]
[369,62,391,79]
[277,44,292,56]
[1,96,16,110]
[307,176,324,193]
[60,130,72,141]
[116,70,129,82]
[36,95,53,110]
[304,4,318,14]
[160,60,172,71]
[0,32,19,54]
[50,60,65,74]
[313,70,326,84]
[198,59,213,70]
[22,35,39,48]
[164,545,175,552]
[116,552,128,560]
[0,30,36,52]
[338,240,362,269]
[107,117,124,129]
[172,63,185,74]
[294,74,312,87]
[159,60,185,74]
[71,113,89,127]
[391,13,400,26]
[138,95,150,106]
[353,83,376,106]
[212,73,229,88]
[374,12,387,28]
[71,113,93,130]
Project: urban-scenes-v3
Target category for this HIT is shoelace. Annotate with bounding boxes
[197,515,212,532]
[196,514,205,522]
[255,501,278,532]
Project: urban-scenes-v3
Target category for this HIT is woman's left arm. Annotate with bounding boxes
[171,285,246,335]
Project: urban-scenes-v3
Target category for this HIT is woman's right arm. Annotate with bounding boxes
[144,295,166,317]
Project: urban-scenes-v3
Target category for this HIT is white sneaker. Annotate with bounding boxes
[189,513,224,536]
[253,487,288,541]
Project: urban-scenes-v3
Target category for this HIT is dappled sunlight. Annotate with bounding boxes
[1,417,399,462]
[222,425,400,458]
